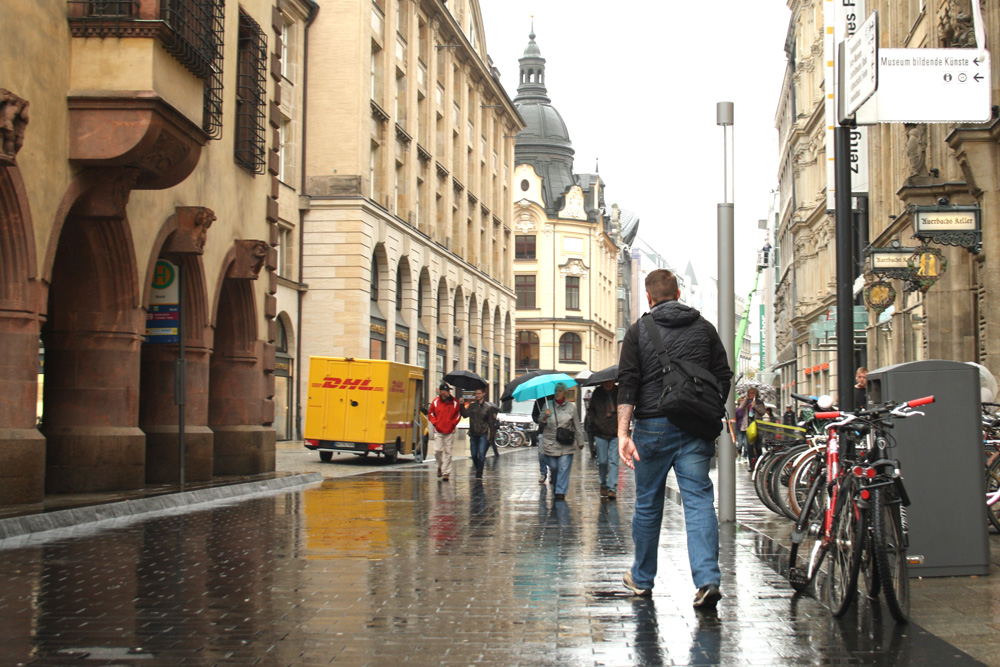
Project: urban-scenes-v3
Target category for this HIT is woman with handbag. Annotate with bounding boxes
[538,383,585,500]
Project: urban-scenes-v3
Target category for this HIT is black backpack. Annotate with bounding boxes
[642,314,726,441]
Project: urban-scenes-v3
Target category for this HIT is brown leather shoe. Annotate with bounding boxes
[600,486,609,497]
[606,490,617,500]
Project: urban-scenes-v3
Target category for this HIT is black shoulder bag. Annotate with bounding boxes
[552,403,576,445]
[642,314,726,441]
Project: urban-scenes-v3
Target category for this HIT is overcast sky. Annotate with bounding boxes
[479,1,793,296]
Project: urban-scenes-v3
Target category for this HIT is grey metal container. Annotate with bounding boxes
[866,360,988,577]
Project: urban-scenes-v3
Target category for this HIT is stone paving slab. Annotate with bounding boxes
[0,448,990,666]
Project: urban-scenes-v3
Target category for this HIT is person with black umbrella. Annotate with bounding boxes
[585,378,620,500]
[461,387,498,480]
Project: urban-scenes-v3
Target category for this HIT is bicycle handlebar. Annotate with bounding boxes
[815,411,841,419]
[790,392,816,404]
[906,395,935,408]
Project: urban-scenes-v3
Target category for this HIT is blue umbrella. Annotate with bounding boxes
[511,373,578,402]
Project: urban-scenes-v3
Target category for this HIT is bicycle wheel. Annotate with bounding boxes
[510,430,527,447]
[773,445,812,520]
[787,450,823,519]
[755,453,787,518]
[495,430,512,448]
[827,477,863,617]
[788,472,827,592]
[986,456,1000,532]
[872,485,910,623]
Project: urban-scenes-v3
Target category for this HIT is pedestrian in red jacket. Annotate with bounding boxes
[428,383,461,481]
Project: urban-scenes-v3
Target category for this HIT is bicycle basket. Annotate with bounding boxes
[754,420,807,444]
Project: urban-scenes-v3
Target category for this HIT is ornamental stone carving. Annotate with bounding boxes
[559,186,587,221]
[0,89,29,165]
[904,123,929,178]
[228,240,269,279]
[560,258,589,278]
[164,206,215,254]
[939,0,980,48]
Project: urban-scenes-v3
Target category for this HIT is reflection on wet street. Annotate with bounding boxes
[0,449,986,665]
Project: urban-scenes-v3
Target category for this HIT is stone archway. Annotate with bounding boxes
[209,241,273,476]
[42,206,145,494]
[0,159,45,504]
[139,207,215,484]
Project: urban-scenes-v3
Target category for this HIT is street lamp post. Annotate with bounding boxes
[717,101,736,523]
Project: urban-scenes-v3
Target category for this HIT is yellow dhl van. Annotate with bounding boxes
[304,357,426,463]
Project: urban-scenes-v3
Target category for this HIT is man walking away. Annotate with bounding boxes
[586,379,620,500]
[617,269,733,609]
[461,388,498,480]
[428,384,461,481]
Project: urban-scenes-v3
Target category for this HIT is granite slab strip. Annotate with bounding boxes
[0,473,323,543]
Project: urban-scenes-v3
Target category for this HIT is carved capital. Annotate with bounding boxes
[73,168,141,219]
[228,240,269,279]
[0,89,29,165]
[164,206,215,254]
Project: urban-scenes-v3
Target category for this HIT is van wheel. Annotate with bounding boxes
[319,451,333,462]
[384,450,398,464]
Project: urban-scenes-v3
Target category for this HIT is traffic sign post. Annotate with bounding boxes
[841,11,878,121]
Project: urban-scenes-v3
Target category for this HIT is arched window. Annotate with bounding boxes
[276,317,288,353]
[395,269,403,311]
[559,332,582,362]
[370,253,379,302]
[516,330,539,370]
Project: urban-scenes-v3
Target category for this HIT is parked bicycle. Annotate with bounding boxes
[788,394,933,623]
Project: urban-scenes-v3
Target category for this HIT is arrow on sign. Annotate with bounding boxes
[975,73,984,82]
[975,56,984,66]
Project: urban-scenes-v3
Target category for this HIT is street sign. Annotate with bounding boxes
[868,48,992,123]
[146,259,180,344]
[842,11,878,118]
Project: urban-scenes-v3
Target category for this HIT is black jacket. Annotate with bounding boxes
[618,300,733,420]
[585,386,619,438]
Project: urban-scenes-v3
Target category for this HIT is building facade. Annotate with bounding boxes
[775,0,1000,407]
[1,0,283,505]
[297,0,523,406]
[511,30,619,378]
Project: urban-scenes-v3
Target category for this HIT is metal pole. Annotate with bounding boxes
[176,262,186,487]
[717,101,736,523]
[834,124,855,411]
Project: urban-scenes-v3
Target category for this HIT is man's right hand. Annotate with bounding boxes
[619,433,639,470]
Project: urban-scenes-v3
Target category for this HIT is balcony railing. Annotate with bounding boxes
[68,0,224,138]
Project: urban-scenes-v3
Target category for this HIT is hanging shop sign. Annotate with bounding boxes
[868,245,917,281]
[864,277,897,314]
[912,203,981,253]
[907,244,948,293]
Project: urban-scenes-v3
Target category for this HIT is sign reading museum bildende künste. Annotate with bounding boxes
[869,48,992,123]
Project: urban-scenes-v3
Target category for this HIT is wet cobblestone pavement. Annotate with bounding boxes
[0,448,991,666]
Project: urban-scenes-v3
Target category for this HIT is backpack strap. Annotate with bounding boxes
[642,313,672,373]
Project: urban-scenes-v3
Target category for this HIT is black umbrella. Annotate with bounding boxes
[443,369,488,391]
[582,365,618,387]
[500,369,560,402]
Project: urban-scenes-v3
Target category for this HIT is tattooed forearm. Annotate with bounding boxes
[617,403,634,437]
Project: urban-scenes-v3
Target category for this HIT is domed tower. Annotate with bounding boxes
[513,27,576,215]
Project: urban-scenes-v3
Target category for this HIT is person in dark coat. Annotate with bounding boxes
[782,406,796,426]
[461,388,498,480]
[585,380,620,499]
[617,268,733,609]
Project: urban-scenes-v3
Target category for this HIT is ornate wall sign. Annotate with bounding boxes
[912,203,981,253]
[864,278,897,314]
[907,244,948,293]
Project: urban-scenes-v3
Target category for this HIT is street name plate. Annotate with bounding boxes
[844,12,878,117]
[873,48,992,123]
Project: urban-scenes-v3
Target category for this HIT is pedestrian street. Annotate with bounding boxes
[0,448,987,666]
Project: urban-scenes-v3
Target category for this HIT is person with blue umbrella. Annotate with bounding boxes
[535,382,584,501]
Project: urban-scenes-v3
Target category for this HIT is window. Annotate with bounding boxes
[515,235,536,260]
[515,275,535,309]
[234,10,267,174]
[395,270,404,311]
[396,0,408,36]
[566,276,580,310]
[371,253,379,301]
[281,17,294,80]
[516,331,539,370]
[559,332,582,362]
[371,43,383,104]
[278,117,293,184]
[276,225,292,278]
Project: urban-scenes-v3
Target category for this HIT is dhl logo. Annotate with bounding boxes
[314,377,383,391]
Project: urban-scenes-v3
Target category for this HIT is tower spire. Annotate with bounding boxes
[515,21,549,104]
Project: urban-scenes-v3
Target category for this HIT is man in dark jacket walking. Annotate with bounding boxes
[585,380,620,499]
[461,388,498,480]
[617,269,733,609]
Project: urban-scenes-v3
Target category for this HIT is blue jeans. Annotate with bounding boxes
[543,453,574,496]
[629,417,720,591]
[470,434,489,477]
[595,436,619,492]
